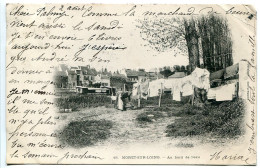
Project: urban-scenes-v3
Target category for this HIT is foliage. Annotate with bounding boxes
[136,14,233,72]
[165,99,245,138]
[160,69,173,78]
[136,17,186,53]
[136,111,166,123]
[55,94,111,111]
[197,14,233,72]
[58,120,113,147]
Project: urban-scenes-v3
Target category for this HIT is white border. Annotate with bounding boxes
[0,0,259,168]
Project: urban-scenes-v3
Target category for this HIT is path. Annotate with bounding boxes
[56,106,179,149]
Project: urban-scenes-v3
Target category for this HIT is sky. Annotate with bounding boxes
[80,5,255,72]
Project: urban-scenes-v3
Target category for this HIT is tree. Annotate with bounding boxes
[197,14,233,72]
[137,14,233,73]
[137,17,200,72]
[180,65,186,72]
[137,18,185,53]
[173,65,181,72]
[183,18,200,71]
[160,69,173,78]
[186,65,191,75]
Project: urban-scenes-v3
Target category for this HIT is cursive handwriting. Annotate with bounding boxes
[57,151,103,164]
[210,151,250,164]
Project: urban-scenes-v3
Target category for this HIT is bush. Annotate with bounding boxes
[152,106,171,112]
[55,94,111,111]
[166,99,246,138]
[136,111,166,123]
[58,120,113,147]
[136,113,153,123]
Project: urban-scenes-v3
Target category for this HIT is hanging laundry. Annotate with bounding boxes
[171,78,182,101]
[172,91,181,101]
[207,87,218,100]
[224,63,239,79]
[132,82,139,98]
[182,82,193,96]
[164,78,175,89]
[148,79,164,97]
[216,83,236,101]
[180,75,192,96]
[191,68,210,91]
[172,86,181,101]
[140,80,149,100]
[210,69,225,81]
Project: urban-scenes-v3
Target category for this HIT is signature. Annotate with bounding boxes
[210,151,251,164]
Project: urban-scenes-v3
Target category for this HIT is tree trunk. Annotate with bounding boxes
[197,14,233,72]
[184,18,200,72]
[198,16,211,71]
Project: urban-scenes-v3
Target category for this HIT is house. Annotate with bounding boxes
[137,69,148,82]
[54,71,68,88]
[54,64,88,89]
[94,74,110,87]
[67,70,77,89]
[122,69,148,83]
[110,74,127,91]
[80,66,97,87]
[76,69,83,86]
[168,72,186,79]
[147,72,164,81]
[54,64,69,88]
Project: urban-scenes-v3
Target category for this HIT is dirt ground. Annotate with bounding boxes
[55,106,243,151]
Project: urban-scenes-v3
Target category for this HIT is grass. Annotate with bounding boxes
[55,94,111,111]
[136,96,246,139]
[165,99,246,138]
[58,120,113,148]
[136,111,167,123]
[132,94,189,108]
[175,142,194,148]
[135,94,192,123]
[136,99,199,123]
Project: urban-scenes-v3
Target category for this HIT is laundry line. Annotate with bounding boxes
[132,67,211,102]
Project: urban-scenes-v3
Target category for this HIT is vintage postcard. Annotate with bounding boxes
[6,4,256,165]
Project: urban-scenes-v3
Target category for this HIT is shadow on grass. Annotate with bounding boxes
[58,119,113,148]
[136,111,167,123]
[165,99,246,139]
[136,103,198,124]
[175,142,194,148]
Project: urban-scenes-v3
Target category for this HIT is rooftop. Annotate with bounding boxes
[125,69,147,77]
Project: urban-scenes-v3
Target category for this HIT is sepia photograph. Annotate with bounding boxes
[4,3,257,165]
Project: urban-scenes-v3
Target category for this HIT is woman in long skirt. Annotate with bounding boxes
[117,92,124,111]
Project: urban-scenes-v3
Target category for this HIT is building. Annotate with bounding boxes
[54,64,97,89]
[67,70,77,89]
[94,74,110,87]
[54,64,69,88]
[80,66,97,87]
[147,71,164,81]
[110,74,128,91]
[121,69,148,83]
